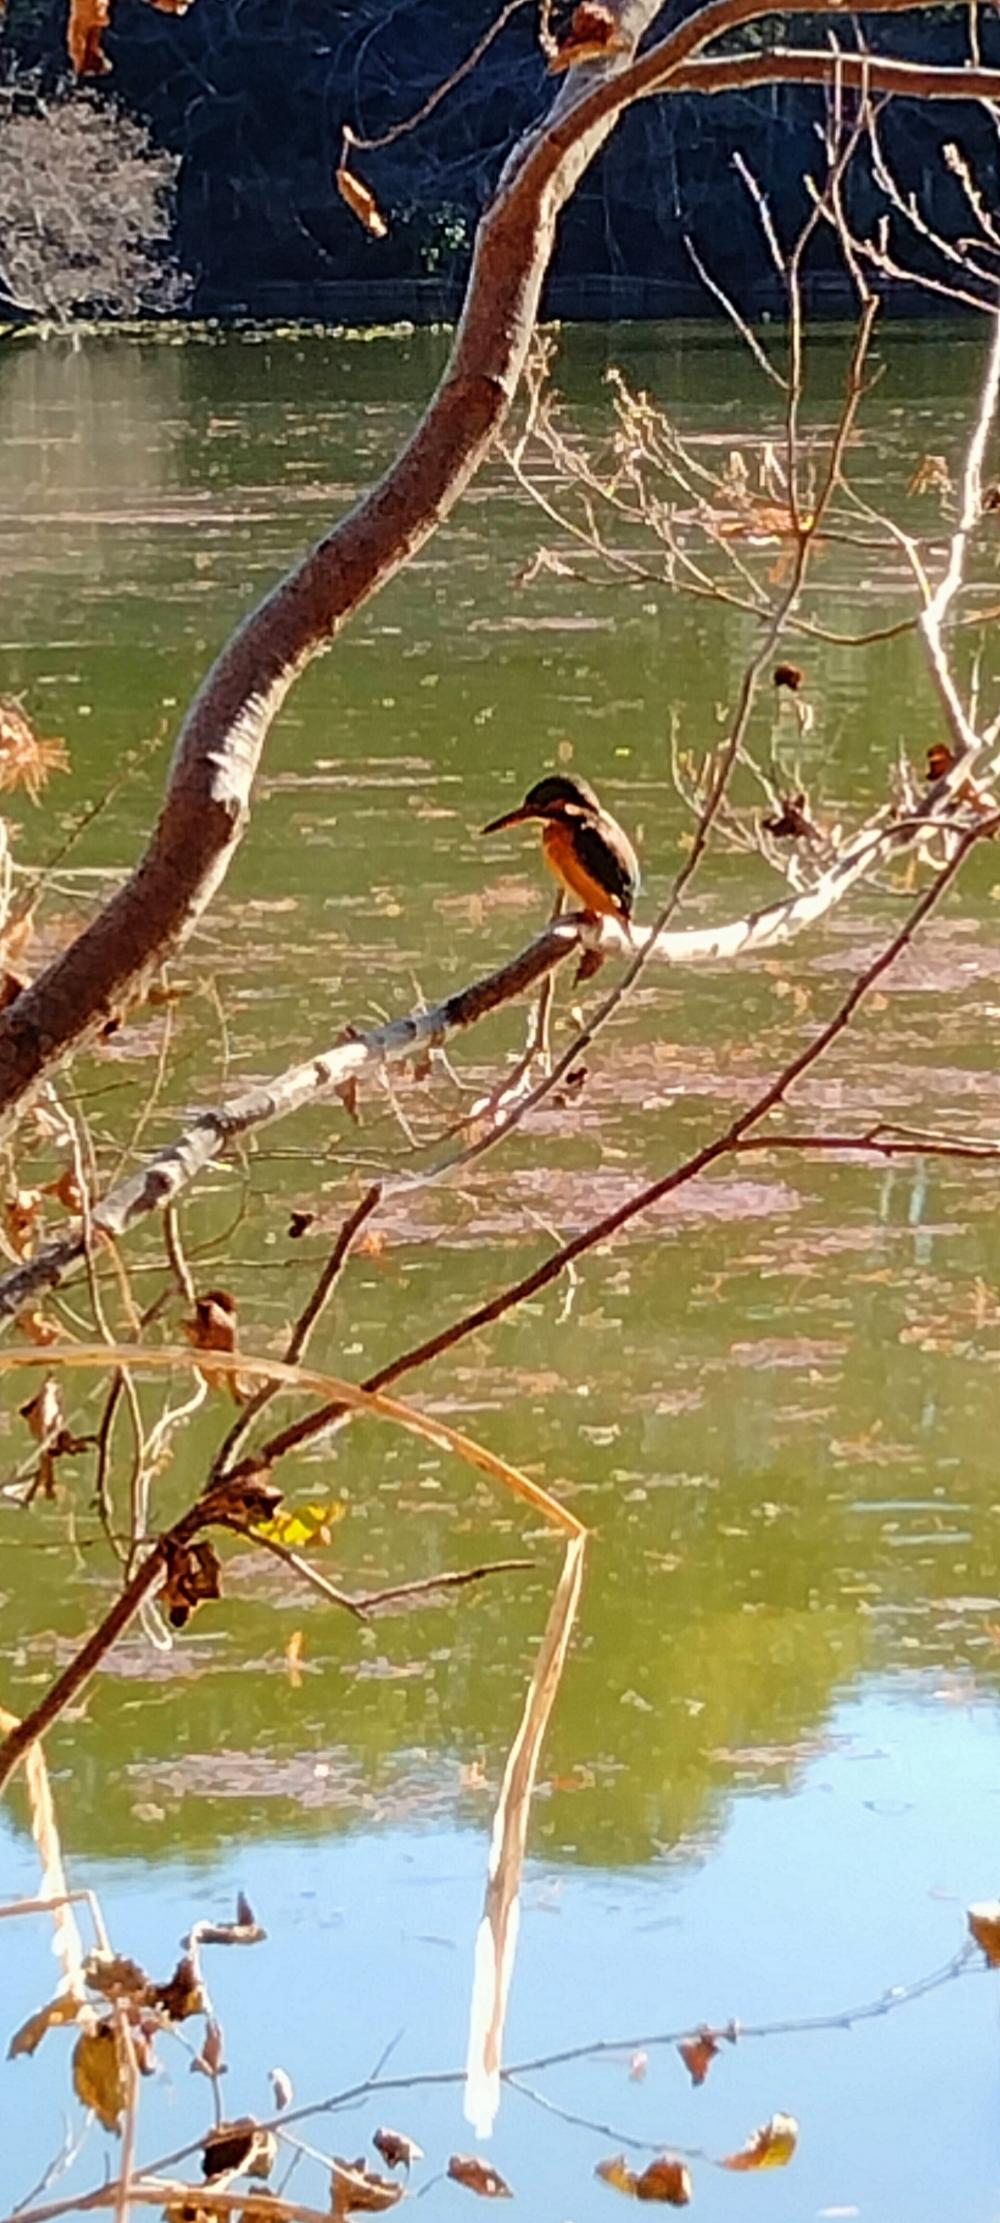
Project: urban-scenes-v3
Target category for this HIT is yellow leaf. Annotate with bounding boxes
[259,1501,345,1551]
[721,2112,798,2171]
[72,2022,125,2132]
[8,1993,84,2058]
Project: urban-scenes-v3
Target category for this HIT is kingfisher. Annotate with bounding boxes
[481,773,640,938]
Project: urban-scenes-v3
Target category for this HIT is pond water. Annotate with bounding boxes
[2,321,1000,2220]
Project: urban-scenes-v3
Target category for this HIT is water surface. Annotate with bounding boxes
[2,322,1000,2221]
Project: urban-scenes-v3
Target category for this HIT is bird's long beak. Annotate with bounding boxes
[481,804,534,834]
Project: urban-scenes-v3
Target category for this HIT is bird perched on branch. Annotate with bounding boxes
[481,773,640,939]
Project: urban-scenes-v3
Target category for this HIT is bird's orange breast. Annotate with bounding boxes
[542,820,625,917]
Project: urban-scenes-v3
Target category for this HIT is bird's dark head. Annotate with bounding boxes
[481,772,601,834]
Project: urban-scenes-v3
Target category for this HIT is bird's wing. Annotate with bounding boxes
[571,815,640,917]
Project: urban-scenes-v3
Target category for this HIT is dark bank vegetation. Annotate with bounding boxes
[5,0,1000,2213]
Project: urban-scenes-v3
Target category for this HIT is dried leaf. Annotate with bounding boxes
[19,1376,63,1441]
[5,1187,43,1258]
[191,2017,227,2078]
[163,2202,230,2223]
[201,1472,283,1530]
[288,1209,316,1239]
[270,2066,293,2111]
[721,2112,798,2171]
[908,453,952,498]
[202,2118,275,2181]
[336,166,389,239]
[14,1306,61,1346]
[678,2031,720,2087]
[549,1,628,69]
[373,2128,423,2171]
[84,1951,154,2007]
[42,1167,84,1213]
[72,2022,125,2132]
[189,1890,266,1947]
[182,1289,248,1400]
[772,662,804,691]
[332,2157,404,2214]
[634,2158,692,2205]
[0,970,26,1010]
[447,2155,513,2198]
[968,1900,1000,1965]
[336,1075,361,1123]
[154,1953,206,2022]
[159,1538,222,1630]
[597,2155,692,2203]
[8,1992,84,2058]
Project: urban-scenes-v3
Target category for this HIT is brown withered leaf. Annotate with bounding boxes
[721,2112,798,2172]
[163,2203,231,2223]
[19,1377,63,1442]
[84,1951,154,2008]
[336,1074,362,1123]
[200,1471,283,1530]
[67,0,111,71]
[72,2021,125,2132]
[908,453,952,499]
[373,2127,423,2171]
[130,2015,159,2076]
[8,1991,83,2058]
[0,970,26,1011]
[447,2155,513,2198]
[188,1890,266,1947]
[14,1306,61,1346]
[678,2030,720,2087]
[967,1900,1000,1965]
[288,1208,316,1239]
[191,2017,227,2079]
[202,2118,275,2181]
[270,2066,293,2111]
[154,1953,206,2022]
[332,2157,403,2214]
[5,1187,43,1258]
[335,166,389,239]
[41,1166,84,1213]
[772,661,804,691]
[159,1538,222,1630]
[549,0,628,68]
[596,2154,691,2204]
[182,1289,251,1402]
[762,792,819,843]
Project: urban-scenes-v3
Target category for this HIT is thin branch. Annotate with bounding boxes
[210,1181,383,1479]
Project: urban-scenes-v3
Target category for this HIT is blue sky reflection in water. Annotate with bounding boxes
[2,324,1000,2217]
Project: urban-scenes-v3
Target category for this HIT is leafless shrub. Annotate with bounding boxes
[0,79,186,327]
